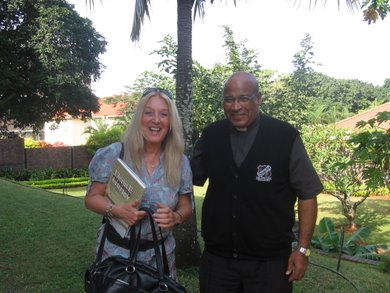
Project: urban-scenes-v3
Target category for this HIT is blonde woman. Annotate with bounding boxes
[85,88,193,279]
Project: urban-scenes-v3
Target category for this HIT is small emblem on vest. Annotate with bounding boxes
[256,165,272,182]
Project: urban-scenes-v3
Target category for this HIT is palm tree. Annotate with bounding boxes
[130,0,224,155]
[130,0,202,268]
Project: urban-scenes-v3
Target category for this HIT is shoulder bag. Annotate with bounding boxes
[84,207,187,293]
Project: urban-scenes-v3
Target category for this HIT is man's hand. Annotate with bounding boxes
[285,250,309,282]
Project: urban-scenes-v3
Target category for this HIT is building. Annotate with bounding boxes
[44,99,126,146]
[335,101,390,131]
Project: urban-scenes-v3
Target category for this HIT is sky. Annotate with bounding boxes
[68,0,390,98]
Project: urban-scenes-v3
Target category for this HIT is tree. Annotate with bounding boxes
[221,25,261,73]
[292,33,318,74]
[301,124,380,229]
[298,0,390,23]
[0,0,107,135]
[261,34,316,128]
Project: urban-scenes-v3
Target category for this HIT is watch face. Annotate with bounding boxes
[299,247,310,256]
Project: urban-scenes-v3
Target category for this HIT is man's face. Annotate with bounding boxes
[223,75,261,130]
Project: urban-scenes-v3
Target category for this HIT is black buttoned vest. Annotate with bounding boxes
[200,115,299,259]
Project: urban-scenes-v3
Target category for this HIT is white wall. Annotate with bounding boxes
[44,116,121,146]
[44,119,89,146]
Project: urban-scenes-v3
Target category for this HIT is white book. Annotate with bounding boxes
[105,158,146,237]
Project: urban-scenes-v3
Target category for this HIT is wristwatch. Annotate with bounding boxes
[297,246,311,257]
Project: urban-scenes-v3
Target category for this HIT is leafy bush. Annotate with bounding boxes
[24,138,41,148]
[0,167,88,181]
[24,138,67,148]
[85,126,124,155]
[301,124,387,227]
[0,169,32,181]
[311,217,388,260]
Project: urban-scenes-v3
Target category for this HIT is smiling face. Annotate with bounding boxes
[223,72,262,130]
[141,94,170,146]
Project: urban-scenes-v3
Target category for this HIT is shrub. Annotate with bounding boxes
[311,217,388,260]
[85,126,124,155]
[0,169,32,181]
[24,138,41,148]
[0,167,88,181]
[23,177,89,189]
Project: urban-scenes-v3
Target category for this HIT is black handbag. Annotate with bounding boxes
[84,207,187,293]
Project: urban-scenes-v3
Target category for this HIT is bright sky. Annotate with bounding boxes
[69,0,390,97]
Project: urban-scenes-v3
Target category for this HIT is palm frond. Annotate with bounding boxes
[193,0,206,20]
[292,0,361,12]
[193,0,237,21]
[131,0,152,42]
[85,0,103,10]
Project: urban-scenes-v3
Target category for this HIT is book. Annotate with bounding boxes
[105,158,146,237]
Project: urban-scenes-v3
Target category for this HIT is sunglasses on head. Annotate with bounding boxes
[142,87,173,100]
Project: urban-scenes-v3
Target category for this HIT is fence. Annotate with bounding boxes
[0,138,92,170]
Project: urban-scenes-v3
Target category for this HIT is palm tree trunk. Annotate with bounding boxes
[174,0,201,268]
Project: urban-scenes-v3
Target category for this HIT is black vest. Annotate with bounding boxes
[201,115,299,259]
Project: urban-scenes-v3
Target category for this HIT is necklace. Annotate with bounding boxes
[144,154,160,168]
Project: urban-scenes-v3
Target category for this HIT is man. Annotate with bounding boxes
[191,71,323,292]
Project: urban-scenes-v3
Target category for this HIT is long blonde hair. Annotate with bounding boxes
[121,90,184,188]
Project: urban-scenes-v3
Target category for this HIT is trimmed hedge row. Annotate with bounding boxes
[22,177,89,189]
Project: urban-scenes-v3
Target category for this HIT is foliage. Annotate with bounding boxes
[84,122,124,155]
[362,0,390,23]
[192,62,226,141]
[299,0,390,24]
[350,111,390,190]
[0,0,106,134]
[292,33,318,73]
[120,29,388,141]
[22,177,89,189]
[0,167,88,181]
[262,75,311,129]
[311,218,388,260]
[301,124,377,227]
[24,137,66,148]
[221,25,261,73]
[378,254,390,273]
[24,137,41,148]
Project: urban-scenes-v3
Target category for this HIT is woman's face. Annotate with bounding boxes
[141,95,170,146]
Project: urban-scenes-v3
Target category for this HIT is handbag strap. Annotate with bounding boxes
[94,208,170,276]
[95,218,110,264]
[131,207,170,276]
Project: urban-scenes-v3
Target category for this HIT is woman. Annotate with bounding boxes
[85,88,193,279]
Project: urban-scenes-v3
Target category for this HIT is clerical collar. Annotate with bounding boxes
[230,115,260,133]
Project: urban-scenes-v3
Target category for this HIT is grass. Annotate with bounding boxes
[1,179,389,292]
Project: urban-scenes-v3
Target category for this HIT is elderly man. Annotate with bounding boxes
[192,71,323,293]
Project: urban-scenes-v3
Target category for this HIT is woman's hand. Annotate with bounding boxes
[152,202,180,228]
[85,182,146,226]
[113,200,146,226]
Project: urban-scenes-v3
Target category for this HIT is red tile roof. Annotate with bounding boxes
[92,99,127,117]
[335,101,390,130]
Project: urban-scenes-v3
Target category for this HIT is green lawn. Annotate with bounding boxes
[1,179,389,292]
